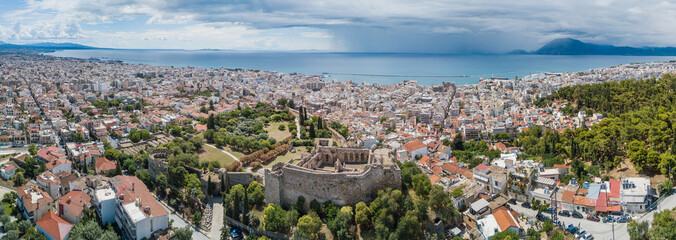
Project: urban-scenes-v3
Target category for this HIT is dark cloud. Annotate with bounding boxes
[3,0,676,52]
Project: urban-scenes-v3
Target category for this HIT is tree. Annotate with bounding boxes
[411,174,431,197]
[263,204,289,233]
[659,152,676,179]
[399,161,422,190]
[628,140,649,172]
[293,196,306,214]
[310,199,322,216]
[648,209,676,239]
[174,226,193,240]
[207,114,216,130]
[277,98,288,107]
[184,173,205,200]
[627,219,649,240]
[69,220,120,240]
[452,133,464,150]
[247,181,265,208]
[168,165,188,187]
[105,149,120,161]
[309,123,316,139]
[658,180,673,196]
[134,170,152,187]
[296,212,323,240]
[12,173,25,186]
[391,212,421,240]
[451,188,463,198]
[355,202,372,229]
[6,230,19,240]
[114,159,123,176]
[321,200,339,223]
[28,143,38,156]
[328,206,355,240]
[491,230,520,240]
[287,99,295,109]
[156,174,168,196]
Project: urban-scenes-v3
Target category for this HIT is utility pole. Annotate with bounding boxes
[606,187,615,240]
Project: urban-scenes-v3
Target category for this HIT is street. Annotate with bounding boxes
[508,192,676,240]
[508,202,629,240]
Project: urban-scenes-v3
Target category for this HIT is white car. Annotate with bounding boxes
[581,233,593,240]
[574,229,586,239]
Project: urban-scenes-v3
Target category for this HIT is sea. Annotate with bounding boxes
[46,50,676,86]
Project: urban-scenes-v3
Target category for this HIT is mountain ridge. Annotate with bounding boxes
[514,38,676,56]
[0,41,98,50]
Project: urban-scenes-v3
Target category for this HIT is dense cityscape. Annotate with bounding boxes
[1,52,676,240]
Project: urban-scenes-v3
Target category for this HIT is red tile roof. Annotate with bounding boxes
[45,158,71,171]
[562,190,575,203]
[493,207,520,232]
[574,196,595,207]
[596,192,608,212]
[36,211,72,240]
[57,190,91,222]
[609,179,621,198]
[95,157,116,172]
[419,156,431,166]
[430,174,442,184]
[403,141,426,152]
[112,176,168,218]
[18,185,53,212]
[476,164,489,171]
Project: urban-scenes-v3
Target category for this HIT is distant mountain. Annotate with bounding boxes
[519,38,676,56]
[25,42,95,49]
[0,41,98,50]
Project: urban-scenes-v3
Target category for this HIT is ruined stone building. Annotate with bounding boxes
[265,145,401,209]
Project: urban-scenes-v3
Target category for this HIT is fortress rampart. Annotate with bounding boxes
[265,145,401,208]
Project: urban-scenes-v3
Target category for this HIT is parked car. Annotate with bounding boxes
[582,233,594,240]
[545,208,555,214]
[508,198,517,204]
[559,210,571,217]
[566,224,578,234]
[602,216,614,223]
[615,216,628,223]
[572,211,584,219]
[537,213,550,221]
[574,229,586,239]
[587,215,600,222]
[521,201,531,208]
[230,228,243,240]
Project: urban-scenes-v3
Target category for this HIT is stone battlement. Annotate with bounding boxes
[265,145,401,209]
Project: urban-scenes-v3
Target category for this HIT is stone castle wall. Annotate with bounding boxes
[148,148,172,178]
[265,146,401,209]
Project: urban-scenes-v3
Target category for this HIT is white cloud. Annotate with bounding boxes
[1,0,675,52]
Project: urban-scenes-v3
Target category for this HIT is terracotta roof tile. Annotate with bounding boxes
[36,211,72,240]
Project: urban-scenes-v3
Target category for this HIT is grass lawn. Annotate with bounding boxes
[265,121,293,142]
[196,132,251,160]
[262,148,307,168]
[198,144,238,167]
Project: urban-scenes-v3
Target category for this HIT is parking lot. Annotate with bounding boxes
[507,202,629,240]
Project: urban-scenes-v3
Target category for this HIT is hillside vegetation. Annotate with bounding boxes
[521,74,676,180]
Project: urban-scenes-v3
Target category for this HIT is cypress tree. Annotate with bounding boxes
[207,177,213,197]
[309,124,316,139]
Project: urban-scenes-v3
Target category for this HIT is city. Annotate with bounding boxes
[0,52,675,240]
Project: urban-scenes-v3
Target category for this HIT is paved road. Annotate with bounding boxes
[637,192,676,226]
[205,144,240,162]
[209,197,224,240]
[508,203,628,240]
[508,192,676,240]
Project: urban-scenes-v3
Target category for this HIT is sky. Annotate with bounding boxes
[0,0,675,53]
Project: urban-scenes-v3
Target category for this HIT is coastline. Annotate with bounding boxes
[44,49,676,86]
